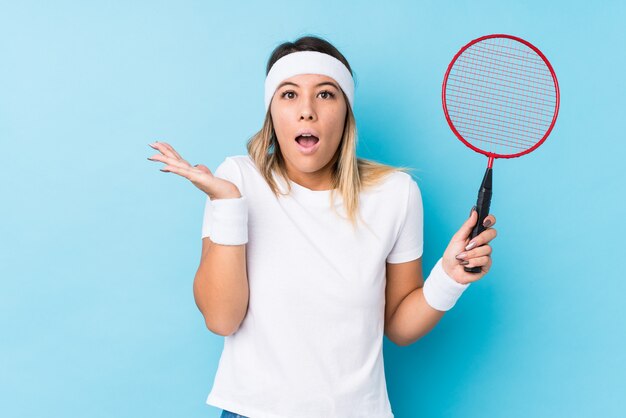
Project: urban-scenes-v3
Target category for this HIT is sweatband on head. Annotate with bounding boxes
[422,258,470,311]
[264,50,354,112]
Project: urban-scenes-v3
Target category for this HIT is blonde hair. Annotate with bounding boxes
[246,88,415,228]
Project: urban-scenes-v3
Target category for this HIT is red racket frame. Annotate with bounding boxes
[442,33,560,168]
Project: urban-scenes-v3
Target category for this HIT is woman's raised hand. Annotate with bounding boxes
[147,141,241,200]
[441,207,497,285]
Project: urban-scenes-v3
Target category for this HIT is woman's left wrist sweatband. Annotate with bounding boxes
[423,257,470,311]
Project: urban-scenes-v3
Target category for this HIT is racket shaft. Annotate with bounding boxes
[466,167,492,273]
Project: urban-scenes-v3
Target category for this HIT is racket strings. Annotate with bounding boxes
[444,37,558,155]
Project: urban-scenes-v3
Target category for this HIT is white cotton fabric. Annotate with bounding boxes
[423,258,470,311]
[202,195,249,245]
[201,155,424,418]
[264,51,355,111]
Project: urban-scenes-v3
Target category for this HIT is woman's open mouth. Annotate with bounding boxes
[295,134,320,154]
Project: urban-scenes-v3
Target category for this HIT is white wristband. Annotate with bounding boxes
[208,196,249,245]
[423,258,470,311]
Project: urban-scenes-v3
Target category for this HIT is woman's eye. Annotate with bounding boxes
[280,90,336,99]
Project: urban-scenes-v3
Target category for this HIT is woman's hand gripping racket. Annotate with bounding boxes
[442,34,560,273]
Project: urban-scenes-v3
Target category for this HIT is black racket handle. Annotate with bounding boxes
[465,167,492,273]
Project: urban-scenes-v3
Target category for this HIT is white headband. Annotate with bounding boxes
[264,50,354,112]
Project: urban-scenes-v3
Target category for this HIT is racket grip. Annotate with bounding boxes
[465,167,492,273]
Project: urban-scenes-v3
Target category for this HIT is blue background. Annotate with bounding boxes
[2,1,624,417]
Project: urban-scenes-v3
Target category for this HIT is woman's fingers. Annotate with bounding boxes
[456,243,492,260]
[147,142,197,174]
[158,164,186,175]
[482,213,496,228]
[442,210,498,283]
[155,159,215,185]
[147,153,167,163]
[464,227,497,250]
[463,255,492,270]
[159,141,186,162]
[149,141,177,159]
[149,141,179,158]
[147,153,190,172]
[149,141,190,165]
[451,207,479,242]
[452,209,496,243]
[159,162,202,179]
[146,143,238,198]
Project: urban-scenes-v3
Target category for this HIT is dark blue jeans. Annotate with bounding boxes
[220,409,248,418]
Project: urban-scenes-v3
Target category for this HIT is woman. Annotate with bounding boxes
[147,35,497,418]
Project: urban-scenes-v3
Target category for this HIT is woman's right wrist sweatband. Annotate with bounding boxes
[208,196,249,245]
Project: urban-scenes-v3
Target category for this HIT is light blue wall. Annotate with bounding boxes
[2,1,624,417]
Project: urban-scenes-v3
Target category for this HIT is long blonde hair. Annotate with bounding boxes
[246,36,415,228]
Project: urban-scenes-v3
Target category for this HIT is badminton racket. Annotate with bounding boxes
[442,34,560,273]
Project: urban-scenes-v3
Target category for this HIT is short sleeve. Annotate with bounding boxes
[201,157,245,239]
[385,176,424,264]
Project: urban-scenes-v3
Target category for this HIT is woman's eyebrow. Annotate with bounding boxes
[277,81,339,90]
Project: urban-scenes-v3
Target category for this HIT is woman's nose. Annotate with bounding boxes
[300,105,316,120]
[298,95,317,120]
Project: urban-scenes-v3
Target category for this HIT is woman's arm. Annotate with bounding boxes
[193,189,249,337]
[385,210,497,346]
[193,232,249,337]
[384,259,445,346]
[146,141,250,337]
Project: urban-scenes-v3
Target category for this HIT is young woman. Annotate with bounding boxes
[147,36,497,418]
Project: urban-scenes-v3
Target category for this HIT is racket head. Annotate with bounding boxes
[442,34,560,159]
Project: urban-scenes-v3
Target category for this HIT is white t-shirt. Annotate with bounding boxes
[201,154,423,418]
